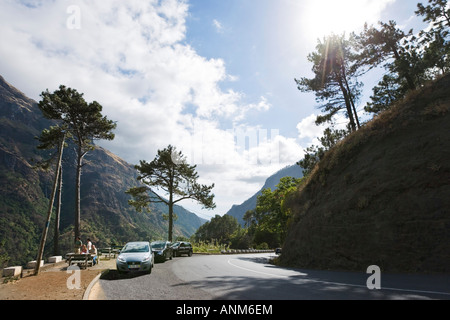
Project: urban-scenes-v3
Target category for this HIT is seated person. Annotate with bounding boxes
[81,244,88,254]
[89,244,98,265]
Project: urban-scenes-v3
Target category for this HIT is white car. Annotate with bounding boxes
[116,241,154,274]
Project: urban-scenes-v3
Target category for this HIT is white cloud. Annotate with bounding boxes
[296,113,350,150]
[296,114,326,141]
[212,19,224,33]
[0,0,304,218]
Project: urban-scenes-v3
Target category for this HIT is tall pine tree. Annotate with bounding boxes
[416,0,450,77]
[354,21,425,114]
[38,86,116,243]
[126,145,216,242]
[296,34,362,132]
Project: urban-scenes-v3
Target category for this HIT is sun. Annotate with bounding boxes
[300,0,394,42]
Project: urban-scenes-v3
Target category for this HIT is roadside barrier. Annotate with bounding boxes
[220,249,274,254]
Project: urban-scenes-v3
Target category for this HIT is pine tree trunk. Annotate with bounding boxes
[74,148,84,243]
[168,202,174,242]
[35,135,65,275]
[342,70,361,129]
[168,165,174,242]
[338,78,357,132]
[53,165,63,256]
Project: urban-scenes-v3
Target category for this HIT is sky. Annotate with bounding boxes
[0,0,428,220]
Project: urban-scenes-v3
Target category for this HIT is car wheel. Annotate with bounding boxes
[148,265,152,274]
[188,250,192,257]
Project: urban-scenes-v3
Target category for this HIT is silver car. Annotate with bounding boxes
[116,241,154,274]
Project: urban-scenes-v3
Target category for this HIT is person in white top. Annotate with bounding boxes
[86,238,92,251]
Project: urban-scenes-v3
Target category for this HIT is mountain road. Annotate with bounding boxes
[93,253,450,300]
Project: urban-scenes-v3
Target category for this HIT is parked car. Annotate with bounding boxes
[151,240,173,262]
[116,241,154,274]
[171,241,193,257]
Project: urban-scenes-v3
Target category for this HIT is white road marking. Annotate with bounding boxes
[227,258,292,278]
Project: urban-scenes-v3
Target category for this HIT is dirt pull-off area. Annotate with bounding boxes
[0,259,114,300]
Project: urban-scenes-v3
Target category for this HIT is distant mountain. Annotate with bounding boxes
[226,165,303,226]
[0,75,206,266]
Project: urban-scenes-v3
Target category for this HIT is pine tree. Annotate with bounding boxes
[38,86,116,243]
[35,126,68,257]
[416,1,450,77]
[126,145,216,242]
[296,34,362,132]
[416,0,450,32]
[355,21,421,90]
[34,126,65,274]
[354,21,426,114]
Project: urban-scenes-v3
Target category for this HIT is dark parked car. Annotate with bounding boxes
[151,240,173,262]
[171,241,193,257]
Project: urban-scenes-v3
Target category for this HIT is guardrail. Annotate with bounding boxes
[220,249,275,254]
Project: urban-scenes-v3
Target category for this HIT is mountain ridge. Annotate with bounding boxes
[226,165,303,226]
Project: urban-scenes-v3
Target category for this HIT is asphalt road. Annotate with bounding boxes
[95,253,450,300]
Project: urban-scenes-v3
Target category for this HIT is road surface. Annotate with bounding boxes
[95,253,450,300]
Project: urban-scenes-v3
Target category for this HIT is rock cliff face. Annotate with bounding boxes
[0,75,205,266]
[281,75,450,274]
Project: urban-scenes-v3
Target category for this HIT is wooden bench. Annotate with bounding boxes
[98,248,113,260]
[67,254,94,269]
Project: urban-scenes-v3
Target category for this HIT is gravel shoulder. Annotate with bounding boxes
[0,258,115,300]
[0,256,212,301]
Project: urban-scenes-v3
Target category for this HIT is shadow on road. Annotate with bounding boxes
[172,274,375,300]
[100,269,149,281]
[173,255,450,300]
[174,273,450,300]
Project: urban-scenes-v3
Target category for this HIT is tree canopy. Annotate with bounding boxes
[194,214,240,245]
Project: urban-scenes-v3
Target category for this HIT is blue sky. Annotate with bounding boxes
[0,0,429,219]
[186,0,426,136]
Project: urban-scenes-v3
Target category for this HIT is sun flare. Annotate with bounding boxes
[301,0,395,41]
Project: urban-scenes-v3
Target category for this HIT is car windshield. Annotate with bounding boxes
[172,242,180,247]
[121,243,149,253]
[151,241,166,250]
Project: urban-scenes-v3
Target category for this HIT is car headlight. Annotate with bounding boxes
[117,255,126,263]
[142,255,150,262]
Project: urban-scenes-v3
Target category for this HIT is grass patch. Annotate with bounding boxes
[192,241,229,254]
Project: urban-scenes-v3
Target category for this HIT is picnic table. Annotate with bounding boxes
[97,246,123,259]
[65,253,96,269]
